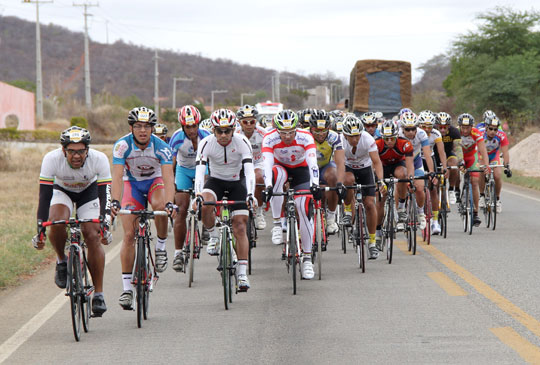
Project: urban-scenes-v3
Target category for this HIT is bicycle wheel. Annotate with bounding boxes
[490,179,497,230]
[67,247,82,341]
[228,236,234,303]
[440,185,448,239]
[315,207,322,280]
[484,185,491,228]
[461,184,468,233]
[356,205,365,272]
[221,228,230,310]
[423,186,432,244]
[289,217,297,295]
[410,193,418,255]
[188,216,196,287]
[81,249,91,333]
[247,212,256,275]
[386,198,394,264]
[135,237,145,328]
[468,182,474,235]
[143,243,151,320]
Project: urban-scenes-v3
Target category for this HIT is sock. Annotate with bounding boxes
[344,204,352,213]
[57,257,67,264]
[237,260,248,276]
[369,233,376,244]
[480,193,485,197]
[433,211,439,221]
[273,219,281,226]
[398,199,406,210]
[156,236,167,251]
[257,206,263,215]
[417,206,423,215]
[174,249,182,257]
[449,186,454,191]
[207,226,219,238]
[496,196,500,201]
[93,292,103,298]
[376,229,382,237]
[327,210,336,220]
[122,273,133,291]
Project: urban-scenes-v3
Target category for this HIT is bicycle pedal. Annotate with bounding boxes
[90,312,103,318]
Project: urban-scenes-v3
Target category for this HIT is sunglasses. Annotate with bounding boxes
[311,128,328,135]
[215,128,233,135]
[383,137,397,141]
[133,124,152,130]
[278,129,296,136]
[487,127,498,131]
[241,119,256,125]
[404,127,416,132]
[66,148,88,156]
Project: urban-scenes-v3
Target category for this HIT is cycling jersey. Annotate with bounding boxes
[484,129,509,161]
[460,127,483,158]
[194,134,255,195]
[315,130,343,168]
[262,129,319,187]
[169,128,211,169]
[342,132,377,169]
[113,134,173,181]
[399,128,429,169]
[375,137,413,166]
[423,129,442,157]
[236,125,268,168]
[437,125,461,158]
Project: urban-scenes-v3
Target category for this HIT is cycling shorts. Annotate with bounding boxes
[122,177,164,211]
[175,166,196,191]
[51,182,99,219]
[464,153,480,178]
[345,166,375,197]
[383,161,405,179]
[203,177,248,216]
[319,161,337,186]
[273,165,310,189]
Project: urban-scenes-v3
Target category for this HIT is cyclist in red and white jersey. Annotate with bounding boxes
[262,110,319,280]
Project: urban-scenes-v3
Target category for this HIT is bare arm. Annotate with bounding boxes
[334,149,345,183]
[161,164,175,204]
[436,140,447,171]
[369,150,384,181]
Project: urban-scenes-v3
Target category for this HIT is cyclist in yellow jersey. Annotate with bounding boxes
[308,110,346,234]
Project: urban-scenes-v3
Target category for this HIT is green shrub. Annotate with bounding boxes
[70,116,88,128]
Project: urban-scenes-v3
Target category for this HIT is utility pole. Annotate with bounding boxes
[105,19,109,44]
[271,75,275,101]
[24,0,52,120]
[74,1,98,109]
[240,93,255,106]
[153,49,160,119]
[211,90,227,111]
[275,72,280,102]
[286,76,293,93]
[172,77,193,110]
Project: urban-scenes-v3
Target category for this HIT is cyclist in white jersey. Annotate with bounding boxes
[194,109,255,291]
[236,104,268,230]
[261,110,320,280]
[169,105,210,271]
[110,107,177,310]
[398,111,436,231]
[418,110,447,235]
[341,115,385,259]
[32,126,112,316]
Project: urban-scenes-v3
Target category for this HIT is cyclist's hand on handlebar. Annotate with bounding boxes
[192,195,204,211]
[165,201,178,219]
[310,184,322,201]
[262,186,273,203]
[428,172,438,185]
[483,165,491,175]
[504,164,512,178]
[336,182,347,202]
[100,215,113,245]
[246,194,257,210]
[376,179,387,196]
[32,224,46,250]
[110,199,121,218]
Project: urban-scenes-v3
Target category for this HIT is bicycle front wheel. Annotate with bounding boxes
[423,187,432,244]
[135,237,145,328]
[221,228,230,310]
[385,199,394,264]
[490,179,497,230]
[315,208,322,280]
[81,250,91,333]
[468,183,474,235]
[67,247,82,341]
[289,217,297,295]
[143,243,151,320]
[356,206,365,272]
[188,216,196,287]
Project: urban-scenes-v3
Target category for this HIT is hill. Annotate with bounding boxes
[0,15,338,108]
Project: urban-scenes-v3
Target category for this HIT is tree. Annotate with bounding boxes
[444,7,540,122]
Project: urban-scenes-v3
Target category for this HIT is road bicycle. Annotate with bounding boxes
[404,176,429,255]
[457,169,484,235]
[272,189,313,295]
[177,189,202,287]
[118,209,168,328]
[246,207,257,275]
[438,166,454,239]
[381,178,399,264]
[481,164,503,230]
[38,217,105,341]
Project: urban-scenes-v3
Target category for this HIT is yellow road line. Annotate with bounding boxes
[418,240,540,341]
[427,272,467,296]
[394,239,419,254]
[491,327,540,363]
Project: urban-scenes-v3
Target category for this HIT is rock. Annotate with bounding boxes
[509,133,540,177]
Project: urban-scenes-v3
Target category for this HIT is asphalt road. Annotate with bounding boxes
[1,183,540,364]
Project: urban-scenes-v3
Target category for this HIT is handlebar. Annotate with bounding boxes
[271,190,313,197]
[38,217,103,229]
[118,209,168,217]
[202,200,246,206]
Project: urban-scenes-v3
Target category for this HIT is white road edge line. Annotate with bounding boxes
[0,241,123,364]
[505,188,540,204]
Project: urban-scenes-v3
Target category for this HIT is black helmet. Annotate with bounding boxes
[128,106,157,126]
[60,126,91,147]
[457,113,475,126]
[308,109,331,129]
[360,112,378,126]
[236,104,259,119]
[154,123,168,135]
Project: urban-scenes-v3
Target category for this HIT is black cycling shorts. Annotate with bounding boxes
[345,166,375,197]
[383,161,406,179]
[203,177,248,213]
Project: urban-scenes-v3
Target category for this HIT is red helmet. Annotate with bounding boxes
[178,105,201,126]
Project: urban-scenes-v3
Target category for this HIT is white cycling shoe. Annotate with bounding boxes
[496,200,502,213]
[301,257,315,280]
[479,196,486,209]
[206,237,219,256]
[448,190,457,204]
[431,219,441,235]
[271,226,283,245]
[255,212,266,230]
[326,217,338,234]
[418,213,427,231]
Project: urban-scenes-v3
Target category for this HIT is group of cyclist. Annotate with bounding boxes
[32,101,512,318]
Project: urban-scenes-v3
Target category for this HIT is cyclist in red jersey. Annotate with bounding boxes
[457,113,490,226]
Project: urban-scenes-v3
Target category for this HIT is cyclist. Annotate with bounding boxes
[261,109,319,279]
[434,112,463,204]
[169,105,210,272]
[457,113,491,226]
[236,104,268,229]
[299,108,315,129]
[200,118,214,133]
[478,114,511,213]
[418,110,447,235]
[110,107,177,310]
[341,115,385,259]
[154,123,169,143]
[476,110,498,133]
[361,111,381,138]
[308,109,346,234]
[194,108,255,291]
[398,111,436,231]
[375,119,414,234]
[32,126,112,316]
[329,110,345,133]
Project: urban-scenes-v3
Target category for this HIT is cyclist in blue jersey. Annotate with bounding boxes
[110,107,177,310]
[169,105,210,271]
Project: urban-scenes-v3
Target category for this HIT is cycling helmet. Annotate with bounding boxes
[437,112,452,126]
[274,109,298,130]
[483,109,497,122]
[399,108,413,116]
[154,123,168,135]
[210,108,236,128]
[200,118,213,132]
[301,108,315,127]
[128,106,157,126]
[381,120,398,138]
[60,126,91,147]
[332,116,344,132]
[374,111,385,123]
[418,110,437,126]
[360,112,378,126]
[400,111,418,128]
[178,105,201,126]
[486,115,501,128]
[341,115,364,136]
[258,114,272,129]
[457,113,474,126]
[237,104,259,120]
[309,109,331,129]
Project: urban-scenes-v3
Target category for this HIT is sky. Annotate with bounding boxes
[1,0,538,83]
